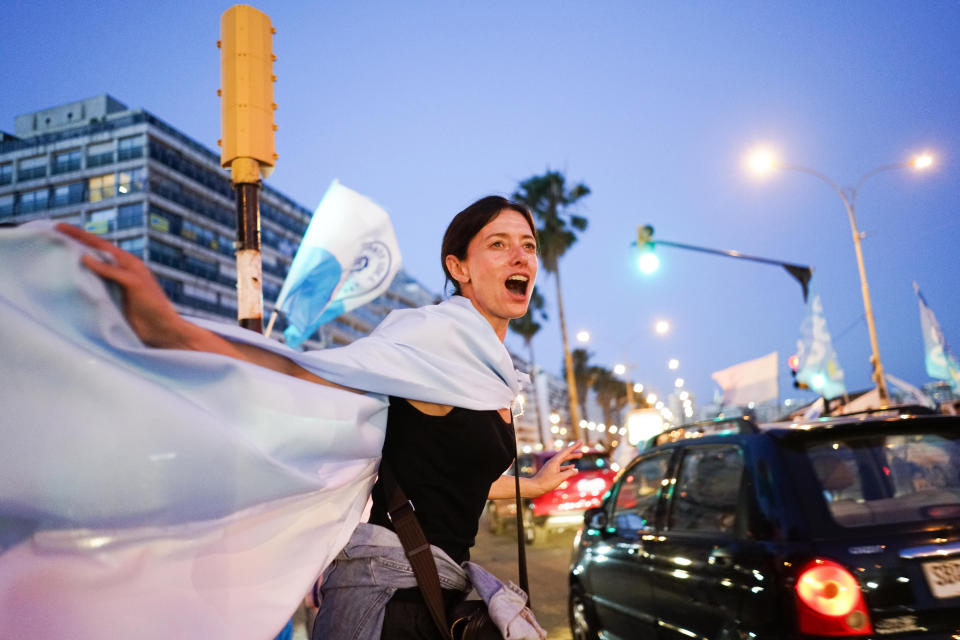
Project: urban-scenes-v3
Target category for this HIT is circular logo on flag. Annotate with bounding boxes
[338,240,393,300]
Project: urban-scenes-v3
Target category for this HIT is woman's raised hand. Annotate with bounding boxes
[56,223,194,349]
[531,441,584,495]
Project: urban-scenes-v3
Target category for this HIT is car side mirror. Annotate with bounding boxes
[584,507,607,530]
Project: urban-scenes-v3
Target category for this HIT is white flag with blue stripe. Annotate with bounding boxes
[914,282,960,390]
[275,180,401,347]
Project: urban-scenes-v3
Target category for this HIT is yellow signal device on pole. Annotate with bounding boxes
[218,4,277,182]
[217,4,277,333]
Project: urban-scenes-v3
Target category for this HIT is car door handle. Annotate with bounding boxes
[709,548,734,566]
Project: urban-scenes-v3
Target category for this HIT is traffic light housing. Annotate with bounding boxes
[636,224,659,274]
[789,353,809,389]
[218,5,277,181]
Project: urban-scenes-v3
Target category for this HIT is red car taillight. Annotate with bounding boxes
[795,559,873,635]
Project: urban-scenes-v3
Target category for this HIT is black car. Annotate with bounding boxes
[568,409,960,639]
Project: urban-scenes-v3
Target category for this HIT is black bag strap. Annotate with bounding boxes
[510,424,530,602]
[380,461,454,640]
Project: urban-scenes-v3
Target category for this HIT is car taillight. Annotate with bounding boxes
[795,559,873,635]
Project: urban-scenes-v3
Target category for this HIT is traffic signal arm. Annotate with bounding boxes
[634,229,813,302]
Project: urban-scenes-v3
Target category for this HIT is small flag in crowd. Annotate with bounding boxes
[914,282,960,390]
[795,289,846,399]
[274,180,401,348]
[711,351,779,407]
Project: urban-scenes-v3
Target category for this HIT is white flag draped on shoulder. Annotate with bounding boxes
[914,282,960,390]
[0,223,520,640]
[275,180,401,348]
[795,289,846,399]
[711,351,779,407]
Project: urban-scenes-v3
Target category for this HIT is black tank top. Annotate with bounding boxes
[368,396,515,564]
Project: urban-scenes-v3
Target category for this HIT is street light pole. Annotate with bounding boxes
[751,153,935,403]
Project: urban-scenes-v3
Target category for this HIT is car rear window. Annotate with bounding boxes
[806,431,960,528]
[574,453,610,472]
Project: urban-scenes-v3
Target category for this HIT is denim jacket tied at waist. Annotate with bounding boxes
[313,523,545,640]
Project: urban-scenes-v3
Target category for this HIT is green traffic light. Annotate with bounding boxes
[638,247,660,274]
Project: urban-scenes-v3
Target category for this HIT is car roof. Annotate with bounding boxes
[645,406,954,449]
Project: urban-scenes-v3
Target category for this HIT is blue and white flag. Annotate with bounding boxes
[275,180,401,348]
[795,288,846,399]
[914,282,960,390]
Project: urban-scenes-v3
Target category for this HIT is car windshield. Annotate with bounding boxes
[806,428,960,528]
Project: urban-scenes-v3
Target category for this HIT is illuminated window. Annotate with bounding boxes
[88,173,116,202]
[117,167,146,195]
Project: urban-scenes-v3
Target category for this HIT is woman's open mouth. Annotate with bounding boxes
[505,274,529,297]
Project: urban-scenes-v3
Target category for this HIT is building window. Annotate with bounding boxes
[117,167,146,195]
[118,236,145,259]
[52,211,82,225]
[0,193,13,217]
[18,156,47,181]
[149,239,183,270]
[88,173,116,202]
[52,149,82,175]
[117,202,144,230]
[86,141,114,168]
[18,187,50,213]
[52,181,86,207]
[118,135,144,161]
[184,254,219,280]
[85,208,117,235]
[0,162,12,186]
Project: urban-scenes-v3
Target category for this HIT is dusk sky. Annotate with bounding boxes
[4,1,959,414]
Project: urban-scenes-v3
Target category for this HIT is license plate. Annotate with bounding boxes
[921,557,960,598]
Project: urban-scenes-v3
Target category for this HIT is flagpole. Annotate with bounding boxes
[264,309,279,339]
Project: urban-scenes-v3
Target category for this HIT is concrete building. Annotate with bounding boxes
[0,95,434,347]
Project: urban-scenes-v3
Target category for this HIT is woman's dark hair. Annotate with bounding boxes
[441,195,537,295]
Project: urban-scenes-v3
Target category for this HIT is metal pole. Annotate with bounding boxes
[842,195,890,402]
[233,165,263,333]
[783,163,899,403]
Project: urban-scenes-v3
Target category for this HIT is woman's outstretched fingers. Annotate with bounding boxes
[55,222,189,347]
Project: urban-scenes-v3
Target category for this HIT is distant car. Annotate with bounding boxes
[568,409,960,639]
[487,450,616,544]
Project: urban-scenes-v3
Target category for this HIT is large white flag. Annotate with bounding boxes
[711,351,779,407]
[274,180,401,348]
[914,282,960,390]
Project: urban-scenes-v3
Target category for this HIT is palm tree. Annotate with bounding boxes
[591,367,629,447]
[514,170,590,439]
[508,286,548,443]
[570,348,594,424]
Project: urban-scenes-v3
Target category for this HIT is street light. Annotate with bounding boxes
[747,147,935,402]
[654,320,670,335]
[576,330,591,344]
